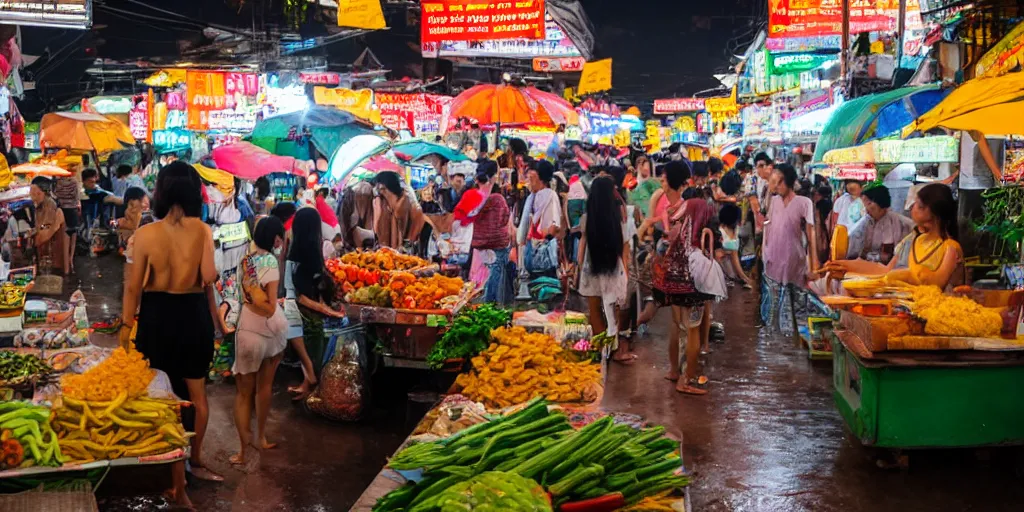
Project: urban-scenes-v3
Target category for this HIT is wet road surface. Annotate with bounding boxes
[70,254,1024,511]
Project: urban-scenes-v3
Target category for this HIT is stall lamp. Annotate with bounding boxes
[502,72,512,83]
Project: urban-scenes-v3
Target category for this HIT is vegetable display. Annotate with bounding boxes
[433,471,551,511]
[54,395,189,463]
[346,284,394,307]
[327,259,384,295]
[0,351,53,386]
[374,400,688,511]
[0,282,26,309]
[426,304,511,369]
[0,401,63,469]
[341,248,430,272]
[61,347,155,401]
[454,327,602,408]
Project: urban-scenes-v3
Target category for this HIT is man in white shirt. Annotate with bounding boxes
[831,180,865,231]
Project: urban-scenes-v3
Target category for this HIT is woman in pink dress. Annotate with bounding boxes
[763,164,820,288]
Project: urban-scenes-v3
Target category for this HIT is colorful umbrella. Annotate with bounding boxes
[441,84,579,134]
[39,112,135,153]
[393,140,469,163]
[11,163,73,177]
[211,142,311,180]
[327,134,391,184]
[910,72,1024,136]
[249,105,374,160]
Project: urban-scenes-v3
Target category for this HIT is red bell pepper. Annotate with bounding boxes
[558,492,627,512]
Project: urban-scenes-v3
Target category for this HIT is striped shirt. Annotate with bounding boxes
[54,178,81,209]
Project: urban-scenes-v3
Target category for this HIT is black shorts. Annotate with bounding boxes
[61,208,79,234]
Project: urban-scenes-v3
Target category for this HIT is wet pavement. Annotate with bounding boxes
[68,254,1024,511]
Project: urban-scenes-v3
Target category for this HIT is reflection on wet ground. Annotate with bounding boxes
[73,255,1024,511]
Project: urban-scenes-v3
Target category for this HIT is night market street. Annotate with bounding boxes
[66,255,1024,512]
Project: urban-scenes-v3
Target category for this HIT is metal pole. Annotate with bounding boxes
[841,0,851,82]
[895,0,908,76]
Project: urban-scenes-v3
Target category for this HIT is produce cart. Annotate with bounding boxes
[834,321,1024,449]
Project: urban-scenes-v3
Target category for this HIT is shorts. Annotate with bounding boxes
[61,208,79,234]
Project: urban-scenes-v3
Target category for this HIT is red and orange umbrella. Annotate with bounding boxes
[441,84,579,134]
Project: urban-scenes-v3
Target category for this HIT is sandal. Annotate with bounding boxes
[612,353,637,365]
[676,376,709,395]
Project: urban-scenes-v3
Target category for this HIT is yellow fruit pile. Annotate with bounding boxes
[911,285,1002,337]
[455,326,601,409]
[62,348,155,401]
[54,395,189,463]
[340,248,429,271]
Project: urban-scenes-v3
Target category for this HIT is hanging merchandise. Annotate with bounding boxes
[313,87,380,123]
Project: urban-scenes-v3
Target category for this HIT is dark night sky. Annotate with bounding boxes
[582,0,764,104]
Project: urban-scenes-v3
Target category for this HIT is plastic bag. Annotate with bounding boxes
[305,326,368,421]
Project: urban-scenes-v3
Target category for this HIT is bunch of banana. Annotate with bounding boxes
[0,282,25,307]
[53,394,190,463]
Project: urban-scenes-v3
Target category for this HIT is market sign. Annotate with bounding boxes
[376,93,453,136]
[312,87,378,122]
[832,164,877,181]
[0,0,91,29]
[653,98,706,115]
[823,136,959,164]
[153,129,191,150]
[876,136,959,163]
[424,18,582,58]
[767,52,835,75]
[128,95,148,141]
[420,0,545,43]
[764,35,841,52]
[532,56,585,72]
[300,72,341,85]
[768,0,923,39]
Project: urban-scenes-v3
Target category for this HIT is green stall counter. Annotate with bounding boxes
[834,331,1024,449]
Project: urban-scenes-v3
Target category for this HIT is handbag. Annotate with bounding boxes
[689,228,728,299]
[526,238,558,273]
[652,217,697,295]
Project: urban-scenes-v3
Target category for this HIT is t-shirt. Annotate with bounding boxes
[845,209,915,263]
[628,180,661,217]
[833,193,865,228]
[54,177,81,209]
[290,259,323,303]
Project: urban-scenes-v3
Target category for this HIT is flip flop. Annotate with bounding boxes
[676,383,708,395]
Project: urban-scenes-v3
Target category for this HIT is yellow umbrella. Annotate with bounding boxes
[910,72,1024,136]
[40,112,135,153]
[194,163,235,197]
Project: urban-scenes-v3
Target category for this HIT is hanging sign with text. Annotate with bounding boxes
[653,98,706,115]
[768,0,923,39]
[420,0,545,43]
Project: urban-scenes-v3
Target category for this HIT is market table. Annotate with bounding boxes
[833,329,1024,448]
[350,395,692,512]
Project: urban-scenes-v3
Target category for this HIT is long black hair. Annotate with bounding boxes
[288,208,334,297]
[585,177,624,276]
[152,161,203,219]
[916,183,958,241]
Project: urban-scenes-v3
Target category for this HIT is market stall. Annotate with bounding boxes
[830,282,1024,450]
[349,325,691,511]
[0,280,192,497]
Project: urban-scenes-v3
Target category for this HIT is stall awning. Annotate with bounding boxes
[812,85,941,162]
[909,72,1024,137]
[822,136,960,165]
